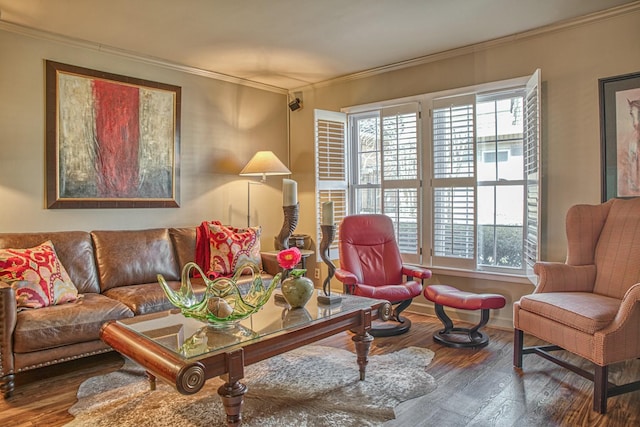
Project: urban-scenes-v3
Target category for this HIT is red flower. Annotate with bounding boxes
[277,247,302,270]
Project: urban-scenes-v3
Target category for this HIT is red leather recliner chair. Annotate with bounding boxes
[335,214,432,336]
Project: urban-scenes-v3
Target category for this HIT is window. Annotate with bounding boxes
[476,91,526,270]
[350,111,381,214]
[348,103,421,263]
[431,71,541,275]
[315,70,540,277]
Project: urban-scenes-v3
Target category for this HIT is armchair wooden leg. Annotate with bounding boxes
[516,329,640,414]
[513,329,524,368]
[594,365,608,414]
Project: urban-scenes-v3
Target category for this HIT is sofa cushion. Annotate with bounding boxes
[92,229,180,292]
[13,293,133,353]
[0,241,78,309]
[0,231,100,294]
[103,280,206,316]
[169,227,197,270]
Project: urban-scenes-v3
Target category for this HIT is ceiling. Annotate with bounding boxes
[0,0,636,90]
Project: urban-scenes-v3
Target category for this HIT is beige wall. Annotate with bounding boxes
[289,7,640,328]
[0,26,289,249]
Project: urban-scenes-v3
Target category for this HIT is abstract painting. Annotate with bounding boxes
[45,60,181,208]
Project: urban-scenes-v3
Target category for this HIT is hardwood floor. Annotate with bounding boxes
[1,313,638,426]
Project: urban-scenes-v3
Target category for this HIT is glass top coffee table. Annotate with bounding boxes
[100,292,391,426]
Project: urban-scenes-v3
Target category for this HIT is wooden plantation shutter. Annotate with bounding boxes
[315,110,348,259]
[431,94,476,270]
[524,69,541,282]
[381,103,421,264]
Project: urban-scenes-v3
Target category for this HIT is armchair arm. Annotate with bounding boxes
[334,268,357,285]
[0,281,16,377]
[402,264,432,280]
[612,283,640,327]
[533,262,596,293]
[334,268,358,294]
[595,283,640,365]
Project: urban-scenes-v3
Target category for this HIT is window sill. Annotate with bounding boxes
[410,264,535,285]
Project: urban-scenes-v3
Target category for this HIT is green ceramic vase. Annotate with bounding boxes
[281,276,314,308]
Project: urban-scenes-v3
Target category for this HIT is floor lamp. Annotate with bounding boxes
[239,151,291,227]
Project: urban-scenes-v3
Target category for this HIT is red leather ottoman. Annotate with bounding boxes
[424,285,506,348]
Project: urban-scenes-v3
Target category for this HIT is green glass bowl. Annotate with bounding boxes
[158,262,282,326]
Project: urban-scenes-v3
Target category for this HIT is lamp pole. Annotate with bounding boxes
[246,175,266,227]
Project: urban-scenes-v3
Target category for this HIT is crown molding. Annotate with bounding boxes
[0,20,288,95]
[288,1,640,93]
[1,1,637,97]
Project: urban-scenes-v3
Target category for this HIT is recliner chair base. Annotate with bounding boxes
[369,316,412,337]
[367,298,414,337]
[433,304,491,348]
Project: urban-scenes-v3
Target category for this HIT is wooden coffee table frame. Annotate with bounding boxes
[100,296,391,426]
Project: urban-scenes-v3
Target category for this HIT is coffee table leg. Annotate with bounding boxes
[353,332,374,380]
[218,348,246,426]
[352,308,374,380]
[218,381,248,427]
[145,371,156,391]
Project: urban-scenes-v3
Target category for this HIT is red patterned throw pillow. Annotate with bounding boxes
[0,240,79,309]
[208,221,262,277]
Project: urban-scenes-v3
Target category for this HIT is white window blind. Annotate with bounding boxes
[315,110,348,259]
[381,103,421,263]
[431,95,476,269]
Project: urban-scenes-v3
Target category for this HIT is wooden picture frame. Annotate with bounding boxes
[45,60,181,208]
[599,71,640,201]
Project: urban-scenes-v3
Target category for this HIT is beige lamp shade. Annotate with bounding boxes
[239,151,291,181]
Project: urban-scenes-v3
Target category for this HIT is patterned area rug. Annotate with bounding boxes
[66,345,436,427]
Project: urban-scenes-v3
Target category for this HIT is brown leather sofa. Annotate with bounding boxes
[0,227,278,398]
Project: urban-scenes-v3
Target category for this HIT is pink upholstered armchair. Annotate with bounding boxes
[335,214,432,336]
[513,198,640,414]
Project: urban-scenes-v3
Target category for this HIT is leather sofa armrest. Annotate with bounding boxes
[260,253,281,276]
[0,281,16,377]
[533,262,596,293]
